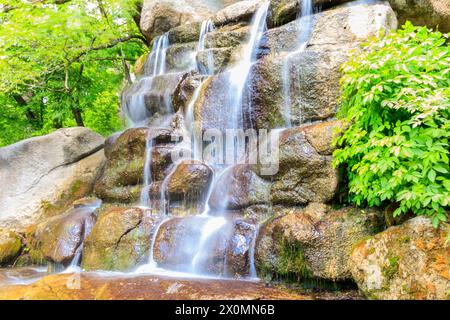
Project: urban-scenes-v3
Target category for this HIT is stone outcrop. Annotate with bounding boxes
[0,127,105,230]
[153,216,258,277]
[266,121,341,206]
[256,203,384,281]
[249,0,397,129]
[388,0,450,33]
[349,217,450,300]
[82,207,161,271]
[139,0,217,42]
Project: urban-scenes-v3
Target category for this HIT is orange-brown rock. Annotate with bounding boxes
[0,273,310,300]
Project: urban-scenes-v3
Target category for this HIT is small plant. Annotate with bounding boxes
[334,23,450,227]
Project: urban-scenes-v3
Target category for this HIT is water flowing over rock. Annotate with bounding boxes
[0,230,22,266]
[208,165,271,211]
[256,203,384,281]
[388,0,450,33]
[0,127,105,230]
[25,205,98,266]
[165,160,214,210]
[349,217,450,300]
[248,0,397,129]
[82,207,162,271]
[153,216,258,276]
[94,124,185,204]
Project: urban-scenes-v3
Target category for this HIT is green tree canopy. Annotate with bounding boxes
[0,0,147,146]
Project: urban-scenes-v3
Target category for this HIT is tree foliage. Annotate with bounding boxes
[334,23,450,227]
[0,0,146,146]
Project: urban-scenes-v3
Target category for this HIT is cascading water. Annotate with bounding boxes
[197,20,215,75]
[282,0,315,127]
[135,3,270,278]
[123,33,170,126]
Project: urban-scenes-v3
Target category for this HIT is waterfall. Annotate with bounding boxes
[197,20,215,75]
[135,3,270,278]
[225,2,269,130]
[140,137,153,208]
[135,33,170,207]
[123,33,170,127]
[282,0,314,127]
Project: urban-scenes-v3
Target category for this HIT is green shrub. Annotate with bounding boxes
[333,23,450,227]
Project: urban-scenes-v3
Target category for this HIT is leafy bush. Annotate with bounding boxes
[333,23,450,227]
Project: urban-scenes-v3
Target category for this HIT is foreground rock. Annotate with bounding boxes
[388,0,450,33]
[256,204,384,281]
[25,206,97,266]
[0,127,105,230]
[0,230,22,266]
[349,217,450,300]
[0,273,309,300]
[82,207,161,271]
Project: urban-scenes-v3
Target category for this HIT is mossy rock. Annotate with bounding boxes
[349,217,450,300]
[255,203,384,283]
[0,230,22,266]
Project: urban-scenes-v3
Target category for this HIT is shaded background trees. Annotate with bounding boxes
[0,0,147,146]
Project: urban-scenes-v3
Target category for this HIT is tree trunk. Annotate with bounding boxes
[71,108,84,127]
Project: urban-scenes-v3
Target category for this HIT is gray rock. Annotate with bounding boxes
[139,0,217,41]
[0,127,105,230]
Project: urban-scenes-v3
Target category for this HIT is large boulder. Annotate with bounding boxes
[139,0,217,42]
[265,121,341,206]
[388,0,450,33]
[349,217,450,300]
[0,230,22,266]
[0,127,105,230]
[255,203,384,281]
[249,0,397,129]
[82,207,161,271]
[25,206,97,266]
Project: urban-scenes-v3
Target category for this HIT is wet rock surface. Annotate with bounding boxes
[349,217,450,300]
[0,273,311,300]
[256,203,384,281]
[82,207,161,271]
[209,165,271,211]
[26,206,97,266]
